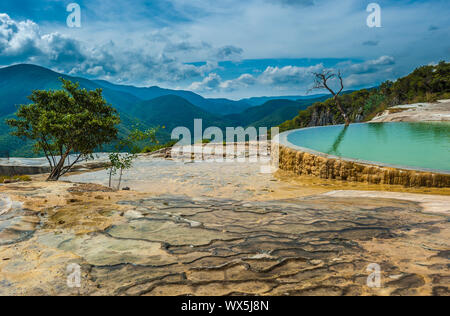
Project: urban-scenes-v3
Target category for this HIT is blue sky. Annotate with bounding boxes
[0,0,449,99]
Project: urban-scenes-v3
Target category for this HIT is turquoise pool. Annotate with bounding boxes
[284,122,450,172]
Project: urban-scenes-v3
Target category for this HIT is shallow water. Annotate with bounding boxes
[0,196,12,216]
[0,153,111,167]
[64,158,282,200]
[286,122,450,172]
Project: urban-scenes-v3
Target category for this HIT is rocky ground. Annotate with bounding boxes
[371,100,450,122]
[2,96,450,297]
[0,158,449,296]
[0,183,450,295]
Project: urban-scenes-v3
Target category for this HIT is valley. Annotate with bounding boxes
[0,64,326,157]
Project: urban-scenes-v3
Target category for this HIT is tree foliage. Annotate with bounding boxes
[107,127,159,190]
[7,78,120,180]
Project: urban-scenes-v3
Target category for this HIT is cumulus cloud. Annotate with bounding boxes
[259,64,324,86]
[189,56,397,94]
[0,12,400,96]
[0,13,52,61]
[1,0,447,99]
[220,74,257,91]
[164,40,210,53]
[215,45,243,61]
[344,57,396,87]
[190,64,324,92]
[0,13,225,86]
[188,73,222,91]
[348,56,395,75]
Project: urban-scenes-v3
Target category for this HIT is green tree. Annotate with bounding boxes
[108,152,134,190]
[7,78,120,181]
[107,127,159,190]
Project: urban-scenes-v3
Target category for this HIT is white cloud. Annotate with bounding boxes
[259,64,324,86]
[220,73,257,91]
[215,45,243,61]
[190,64,325,92]
[1,0,449,98]
[0,13,43,57]
[348,56,395,74]
[0,13,236,86]
[189,56,398,95]
[342,56,396,87]
[189,72,222,91]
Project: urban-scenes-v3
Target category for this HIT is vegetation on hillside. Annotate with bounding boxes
[0,175,32,183]
[2,62,449,158]
[224,98,323,128]
[142,140,178,153]
[0,64,328,157]
[279,61,450,132]
[310,70,350,126]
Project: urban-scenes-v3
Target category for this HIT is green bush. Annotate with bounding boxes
[0,175,32,183]
[142,140,177,153]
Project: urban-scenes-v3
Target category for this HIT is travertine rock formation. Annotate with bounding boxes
[278,145,450,188]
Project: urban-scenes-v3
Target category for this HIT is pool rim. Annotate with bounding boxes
[275,122,450,176]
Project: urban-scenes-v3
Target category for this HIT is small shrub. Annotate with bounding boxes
[388,108,409,114]
[142,140,177,153]
[0,175,32,183]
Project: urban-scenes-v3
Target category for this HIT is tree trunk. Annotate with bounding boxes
[46,150,70,181]
[109,169,113,188]
[335,97,350,126]
[117,168,123,190]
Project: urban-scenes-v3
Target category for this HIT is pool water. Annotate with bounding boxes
[285,122,450,172]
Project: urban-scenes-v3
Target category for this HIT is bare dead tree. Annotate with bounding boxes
[310,70,350,126]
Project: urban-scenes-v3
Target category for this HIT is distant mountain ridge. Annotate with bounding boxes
[225,99,317,128]
[0,64,141,117]
[0,64,328,156]
[130,95,232,131]
[93,79,252,115]
[241,94,329,106]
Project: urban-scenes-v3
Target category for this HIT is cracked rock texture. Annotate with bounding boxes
[0,181,448,296]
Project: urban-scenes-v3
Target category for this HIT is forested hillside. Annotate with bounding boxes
[0,64,322,157]
[279,61,450,132]
[3,62,448,157]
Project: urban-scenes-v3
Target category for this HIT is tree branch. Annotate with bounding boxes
[40,135,56,168]
[337,71,344,95]
[59,153,83,177]
[310,69,350,126]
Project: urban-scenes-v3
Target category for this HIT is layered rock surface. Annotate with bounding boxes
[278,145,450,188]
[0,182,448,296]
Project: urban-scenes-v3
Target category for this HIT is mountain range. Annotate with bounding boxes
[0,64,329,157]
[240,94,329,106]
